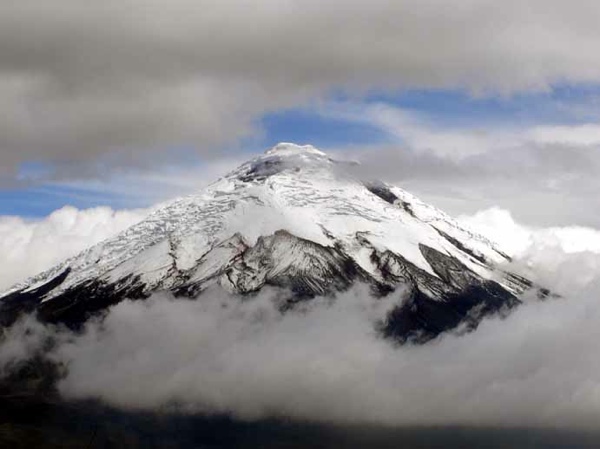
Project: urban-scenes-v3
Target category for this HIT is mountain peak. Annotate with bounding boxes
[0,144,544,343]
[265,142,326,157]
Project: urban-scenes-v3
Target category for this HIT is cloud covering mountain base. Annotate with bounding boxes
[2,206,600,429]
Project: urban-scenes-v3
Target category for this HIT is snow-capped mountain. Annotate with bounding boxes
[0,143,545,342]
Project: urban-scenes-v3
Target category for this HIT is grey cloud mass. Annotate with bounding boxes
[343,142,600,227]
[4,0,600,179]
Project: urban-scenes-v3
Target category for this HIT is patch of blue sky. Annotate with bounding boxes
[364,84,600,127]
[258,106,391,149]
[0,185,144,218]
[255,84,600,152]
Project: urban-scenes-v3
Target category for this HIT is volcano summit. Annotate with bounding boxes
[0,143,545,342]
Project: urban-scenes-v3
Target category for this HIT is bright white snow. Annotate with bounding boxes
[2,143,513,302]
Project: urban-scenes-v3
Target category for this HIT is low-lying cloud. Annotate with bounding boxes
[3,208,600,428]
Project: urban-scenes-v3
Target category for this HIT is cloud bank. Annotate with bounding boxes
[3,206,600,428]
[461,208,600,294]
[4,0,600,179]
[0,206,148,291]
[52,245,600,428]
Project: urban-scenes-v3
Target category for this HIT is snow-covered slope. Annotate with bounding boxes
[0,143,543,342]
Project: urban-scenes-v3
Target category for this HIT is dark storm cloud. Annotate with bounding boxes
[3,0,600,179]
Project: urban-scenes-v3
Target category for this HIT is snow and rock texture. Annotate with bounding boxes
[0,143,545,342]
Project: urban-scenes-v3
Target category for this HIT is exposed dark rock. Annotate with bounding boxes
[0,269,71,327]
[432,227,490,265]
[35,276,150,330]
[364,182,416,216]
[0,229,533,342]
[238,156,286,182]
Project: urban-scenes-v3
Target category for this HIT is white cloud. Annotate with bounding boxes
[326,101,600,161]
[459,207,600,294]
[529,124,600,146]
[0,315,51,378]
[3,205,600,428]
[459,207,600,258]
[323,102,518,159]
[0,206,149,291]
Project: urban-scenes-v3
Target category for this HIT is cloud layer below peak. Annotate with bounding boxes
[2,204,600,428]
